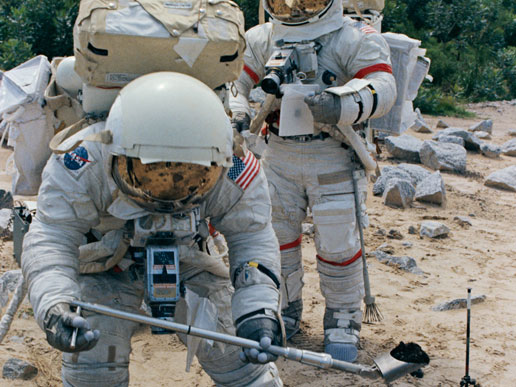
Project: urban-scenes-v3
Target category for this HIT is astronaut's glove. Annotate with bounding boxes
[231,112,251,133]
[44,303,100,352]
[304,92,341,125]
[237,314,281,364]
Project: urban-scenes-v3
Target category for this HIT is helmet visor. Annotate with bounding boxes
[266,0,332,23]
[112,156,223,212]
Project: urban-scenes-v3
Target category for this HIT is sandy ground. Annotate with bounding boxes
[0,101,515,386]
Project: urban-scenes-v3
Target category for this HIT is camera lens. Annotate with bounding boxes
[261,72,282,94]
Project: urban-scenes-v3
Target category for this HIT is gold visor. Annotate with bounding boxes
[113,156,223,205]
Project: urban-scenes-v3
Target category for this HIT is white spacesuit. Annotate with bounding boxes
[22,73,283,386]
[230,0,397,362]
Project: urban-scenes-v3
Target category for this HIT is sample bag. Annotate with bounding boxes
[73,0,246,89]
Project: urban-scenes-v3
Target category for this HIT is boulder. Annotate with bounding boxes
[420,221,449,238]
[485,165,516,192]
[249,87,266,104]
[436,119,449,129]
[385,135,423,163]
[382,178,415,208]
[454,216,472,227]
[474,131,491,140]
[372,166,412,196]
[435,134,465,147]
[420,140,467,173]
[480,143,501,158]
[509,128,516,137]
[410,118,432,133]
[469,119,492,134]
[432,128,482,151]
[433,295,486,311]
[2,358,38,380]
[502,138,516,156]
[371,250,423,275]
[415,171,446,205]
[397,163,432,186]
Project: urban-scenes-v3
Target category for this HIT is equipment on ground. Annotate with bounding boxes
[71,300,429,383]
[460,288,479,386]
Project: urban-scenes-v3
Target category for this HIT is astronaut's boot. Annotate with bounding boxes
[323,307,361,362]
[281,298,303,340]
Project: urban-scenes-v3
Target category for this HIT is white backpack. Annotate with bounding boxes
[73,0,246,89]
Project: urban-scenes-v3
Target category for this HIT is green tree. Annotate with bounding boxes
[0,0,78,70]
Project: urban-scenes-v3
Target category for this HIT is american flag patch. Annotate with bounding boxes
[227,152,260,190]
[354,21,377,34]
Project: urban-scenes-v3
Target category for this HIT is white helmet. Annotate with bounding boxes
[55,57,82,98]
[106,72,233,213]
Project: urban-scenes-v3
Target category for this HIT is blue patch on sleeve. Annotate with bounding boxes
[64,146,91,170]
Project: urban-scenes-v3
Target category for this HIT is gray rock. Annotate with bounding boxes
[415,171,446,205]
[302,223,314,235]
[0,208,12,235]
[433,128,483,151]
[502,138,516,156]
[0,190,13,210]
[408,225,417,234]
[469,119,493,134]
[2,358,38,380]
[8,336,24,344]
[0,270,23,308]
[378,243,395,254]
[454,216,472,227]
[485,165,516,192]
[371,250,423,275]
[420,221,449,238]
[420,140,467,173]
[249,88,266,104]
[480,143,501,158]
[382,178,415,208]
[410,118,432,133]
[372,166,412,196]
[436,119,449,129]
[509,128,516,137]
[373,164,431,196]
[474,131,491,140]
[387,229,404,240]
[374,228,386,236]
[402,241,413,248]
[433,295,486,311]
[397,163,432,186]
[436,134,465,147]
[385,135,423,163]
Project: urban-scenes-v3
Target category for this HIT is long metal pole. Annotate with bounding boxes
[465,288,471,378]
[71,300,380,379]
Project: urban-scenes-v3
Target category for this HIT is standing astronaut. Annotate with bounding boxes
[230,0,397,362]
[22,72,283,386]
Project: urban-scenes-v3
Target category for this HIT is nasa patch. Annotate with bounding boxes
[59,146,95,178]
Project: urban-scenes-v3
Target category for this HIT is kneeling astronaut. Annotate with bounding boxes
[21,72,283,386]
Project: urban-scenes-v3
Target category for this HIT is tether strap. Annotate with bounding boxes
[232,261,280,289]
[368,84,378,117]
[49,119,113,154]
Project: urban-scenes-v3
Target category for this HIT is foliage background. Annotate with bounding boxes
[1,0,515,114]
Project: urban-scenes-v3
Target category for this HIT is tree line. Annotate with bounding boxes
[1,0,515,114]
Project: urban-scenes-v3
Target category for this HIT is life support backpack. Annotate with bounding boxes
[342,0,384,12]
[73,0,246,89]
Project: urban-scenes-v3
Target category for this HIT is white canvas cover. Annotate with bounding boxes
[370,32,430,135]
[0,55,53,195]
